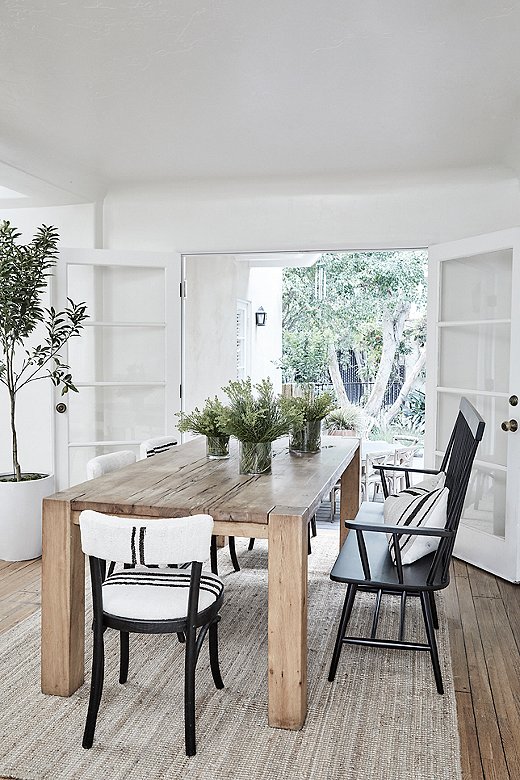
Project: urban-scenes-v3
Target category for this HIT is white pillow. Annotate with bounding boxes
[383,473,448,565]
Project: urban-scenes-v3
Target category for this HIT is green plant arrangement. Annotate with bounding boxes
[324,404,367,437]
[282,386,336,453]
[220,378,301,474]
[0,222,88,482]
[177,396,230,459]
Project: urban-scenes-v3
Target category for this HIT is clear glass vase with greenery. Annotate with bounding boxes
[282,385,336,454]
[177,396,230,459]
[220,378,301,474]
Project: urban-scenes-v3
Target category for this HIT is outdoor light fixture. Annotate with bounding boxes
[255,307,267,326]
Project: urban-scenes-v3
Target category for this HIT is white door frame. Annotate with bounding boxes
[54,247,182,488]
[426,227,520,581]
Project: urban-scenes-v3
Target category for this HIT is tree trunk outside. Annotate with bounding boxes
[383,347,426,425]
[363,304,410,419]
[327,342,349,406]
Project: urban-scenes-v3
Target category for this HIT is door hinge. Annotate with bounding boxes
[179,383,182,399]
[179,279,187,298]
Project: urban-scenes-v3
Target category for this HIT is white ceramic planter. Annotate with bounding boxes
[0,474,55,561]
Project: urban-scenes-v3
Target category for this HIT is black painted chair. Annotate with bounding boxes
[79,510,224,757]
[328,397,485,693]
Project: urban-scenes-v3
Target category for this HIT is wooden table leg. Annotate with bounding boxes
[41,498,85,696]
[339,443,360,548]
[267,507,308,729]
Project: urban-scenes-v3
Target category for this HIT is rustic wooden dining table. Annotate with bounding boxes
[41,435,360,730]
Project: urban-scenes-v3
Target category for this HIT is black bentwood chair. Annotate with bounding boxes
[328,397,485,693]
[79,511,224,757]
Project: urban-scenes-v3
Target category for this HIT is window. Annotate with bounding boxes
[236,300,251,380]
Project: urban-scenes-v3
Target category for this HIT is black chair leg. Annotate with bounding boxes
[310,514,317,538]
[177,632,186,643]
[184,628,197,757]
[248,538,255,551]
[82,627,105,749]
[228,536,240,572]
[328,584,357,682]
[429,591,439,630]
[420,591,444,694]
[119,631,129,684]
[209,621,224,689]
[210,536,218,576]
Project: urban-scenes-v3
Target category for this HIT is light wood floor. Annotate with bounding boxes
[1,549,519,779]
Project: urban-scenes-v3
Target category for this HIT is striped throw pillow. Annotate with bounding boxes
[383,476,448,565]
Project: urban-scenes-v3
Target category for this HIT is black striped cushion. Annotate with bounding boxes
[383,485,449,565]
[102,568,223,621]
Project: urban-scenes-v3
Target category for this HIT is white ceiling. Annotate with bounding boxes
[1,0,520,204]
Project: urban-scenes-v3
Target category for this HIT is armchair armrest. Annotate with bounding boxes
[372,465,440,475]
[372,464,440,496]
[345,520,453,537]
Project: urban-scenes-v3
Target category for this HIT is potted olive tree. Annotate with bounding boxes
[0,221,88,560]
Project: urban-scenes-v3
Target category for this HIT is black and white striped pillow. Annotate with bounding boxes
[383,483,449,565]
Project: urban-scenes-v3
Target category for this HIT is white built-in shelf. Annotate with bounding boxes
[75,381,166,388]
[437,387,509,398]
[437,318,511,328]
[83,321,165,328]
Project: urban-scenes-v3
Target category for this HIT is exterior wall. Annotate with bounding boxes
[0,203,97,475]
[184,257,283,415]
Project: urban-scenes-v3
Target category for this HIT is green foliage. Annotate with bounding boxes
[278,331,329,384]
[0,221,89,479]
[281,387,336,423]
[177,396,228,437]
[395,389,426,434]
[220,378,301,442]
[324,404,367,435]
[282,250,427,386]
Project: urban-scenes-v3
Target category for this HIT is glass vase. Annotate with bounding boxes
[289,419,322,454]
[206,435,230,459]
[239,441,272,475]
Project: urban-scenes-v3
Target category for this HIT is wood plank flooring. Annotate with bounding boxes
[1,544,519,779]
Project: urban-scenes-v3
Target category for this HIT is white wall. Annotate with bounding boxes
[184,254,249,412]
[248,267,283,390]
[0,203,97,474]
[103,169,520,253]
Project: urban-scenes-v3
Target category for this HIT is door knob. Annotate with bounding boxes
[55,402,67,414]
[509,395,518,407]
[501,419,518,432]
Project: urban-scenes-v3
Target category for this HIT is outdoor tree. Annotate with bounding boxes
[281,250,427,420]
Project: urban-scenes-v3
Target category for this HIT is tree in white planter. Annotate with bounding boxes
[0,221,88,482]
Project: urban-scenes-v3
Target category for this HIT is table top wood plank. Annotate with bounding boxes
[45,437,359,524]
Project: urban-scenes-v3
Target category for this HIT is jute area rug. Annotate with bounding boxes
[0,532,461,780]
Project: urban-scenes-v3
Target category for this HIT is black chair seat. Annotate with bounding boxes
[331,502,444,592]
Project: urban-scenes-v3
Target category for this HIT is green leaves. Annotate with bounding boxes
[177,396,228,437]
[0,221,89,478]
[281,387,336,423]
[220,378,300,443]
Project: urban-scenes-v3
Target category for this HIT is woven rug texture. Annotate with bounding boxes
[0,533,462,780]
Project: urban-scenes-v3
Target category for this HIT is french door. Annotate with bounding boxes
[54,248,181,489]
[426,228,520,582]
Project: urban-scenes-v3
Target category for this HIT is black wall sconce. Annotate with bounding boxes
[255,307,267,326]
